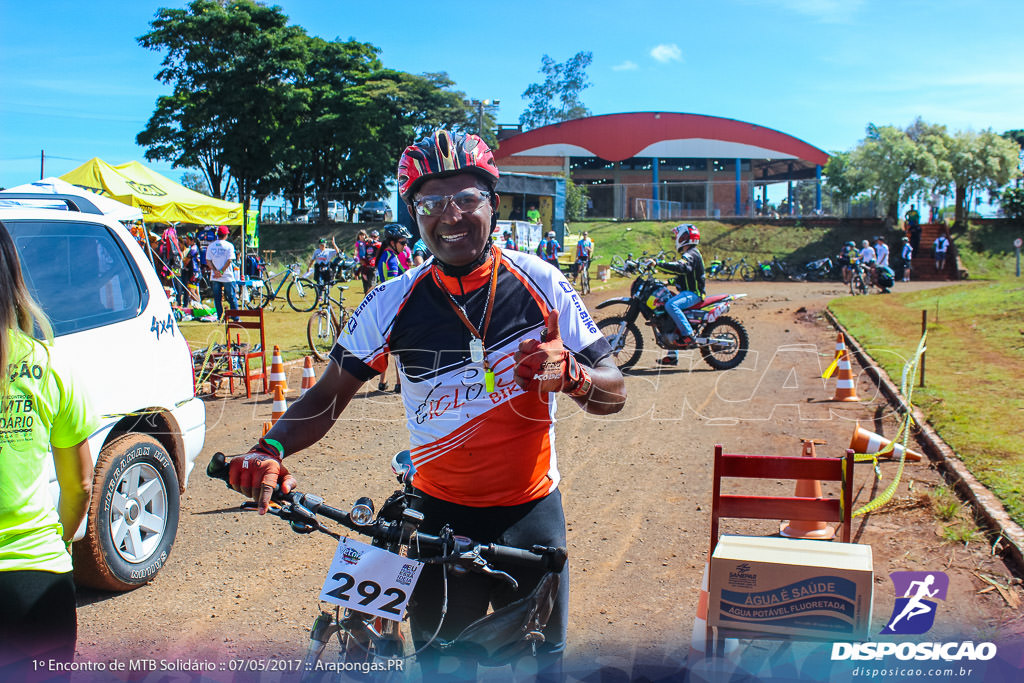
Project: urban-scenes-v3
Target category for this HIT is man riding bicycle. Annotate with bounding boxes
[571,231,593,285]
[225,130,627,680]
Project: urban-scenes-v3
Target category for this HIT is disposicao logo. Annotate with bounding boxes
[881,570,949,635]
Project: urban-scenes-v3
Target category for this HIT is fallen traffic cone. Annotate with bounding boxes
[822,333,846,379]
[262,421,272,437]
[780,439,837,540]
[268,345,289,395]
[300,356,316,397]
[849,422,923,462]
[271,385,287,425]
[830,349,860,402]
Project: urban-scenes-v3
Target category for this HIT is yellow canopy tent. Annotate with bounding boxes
[61,158,243,225]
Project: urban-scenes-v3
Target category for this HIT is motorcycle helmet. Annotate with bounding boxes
[674,224,700,251]
[383,223,412,245]
[397,130,500,201]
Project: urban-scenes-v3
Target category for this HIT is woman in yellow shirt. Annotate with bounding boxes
[0,221,96,675]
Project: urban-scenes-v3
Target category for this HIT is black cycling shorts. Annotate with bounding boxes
[0,570,77,676]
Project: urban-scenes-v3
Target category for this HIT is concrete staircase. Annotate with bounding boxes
[908,223,959,281]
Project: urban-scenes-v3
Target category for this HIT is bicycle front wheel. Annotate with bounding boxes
[288,278,319,312]
[307,309,340,361]
[610,255,626,275]
[740,265,755,282]
[581,268,591,295]
[243,282,270,309]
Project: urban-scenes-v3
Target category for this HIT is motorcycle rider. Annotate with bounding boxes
[656,224,705,367]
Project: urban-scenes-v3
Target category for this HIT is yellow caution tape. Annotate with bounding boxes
[851,331,927,517]
[822,355,840,379]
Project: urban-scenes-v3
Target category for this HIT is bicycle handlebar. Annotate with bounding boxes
[207,453,567,573]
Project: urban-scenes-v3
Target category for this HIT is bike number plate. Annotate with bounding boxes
[318,537,424,620]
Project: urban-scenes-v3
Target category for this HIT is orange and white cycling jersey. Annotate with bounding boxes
[330,246,610,507]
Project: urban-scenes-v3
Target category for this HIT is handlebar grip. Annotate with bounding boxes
[208,452,230,482]
[483,544,568,572]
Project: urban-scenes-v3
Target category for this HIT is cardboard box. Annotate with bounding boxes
[708,535,873,640]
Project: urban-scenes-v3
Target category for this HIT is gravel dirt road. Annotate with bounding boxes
[72,278,1023,679]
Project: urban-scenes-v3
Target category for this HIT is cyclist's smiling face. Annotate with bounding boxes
[413,174,498,267]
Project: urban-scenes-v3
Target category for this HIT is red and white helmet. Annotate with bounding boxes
[674,223,700,251]
[397,130,500,201]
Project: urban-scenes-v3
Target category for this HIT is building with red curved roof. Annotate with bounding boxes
[493,112,829,221]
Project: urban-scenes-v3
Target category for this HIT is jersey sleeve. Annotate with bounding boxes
[547,267,611,366]
[328,286,392,380]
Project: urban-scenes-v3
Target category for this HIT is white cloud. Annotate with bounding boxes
[649,44,682,64]
[613,60,639,71]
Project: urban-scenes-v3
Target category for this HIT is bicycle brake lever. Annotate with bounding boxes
[458,548,519,590]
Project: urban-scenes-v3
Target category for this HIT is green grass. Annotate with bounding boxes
[566,219,899,270]
[828,278,1024,528]
[180,288,366,364]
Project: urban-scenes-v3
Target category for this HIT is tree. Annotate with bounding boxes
[822,150,869,215]
[563,175,589,221]
[849,123,941,220]
[945,129,1020,227]
[137,0,309,217]
[519,52,593,130]
[179,170,211,195]
[999,186,1024,221]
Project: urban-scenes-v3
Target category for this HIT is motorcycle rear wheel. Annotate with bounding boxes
[699,316,749,370]
[597,316,644,370]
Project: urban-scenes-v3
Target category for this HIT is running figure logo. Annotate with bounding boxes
[881,571,949,635]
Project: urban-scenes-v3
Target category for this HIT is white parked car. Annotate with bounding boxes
[0,195,206,591]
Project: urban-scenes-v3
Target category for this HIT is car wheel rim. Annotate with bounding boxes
[109,462,168,564]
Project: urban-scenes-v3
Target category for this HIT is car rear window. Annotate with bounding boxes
[8,219,147,336]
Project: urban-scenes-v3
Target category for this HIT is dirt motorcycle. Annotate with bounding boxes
[595,273,749,370]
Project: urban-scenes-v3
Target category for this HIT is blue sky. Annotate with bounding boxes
[2,0,1022,209]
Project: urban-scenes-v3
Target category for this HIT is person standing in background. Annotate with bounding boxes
[905,205,922,255]
[526,204,541,225]
[0,221,96,678]
[900,236,913,282]
[873,235,889,269]
[933,232,950,274]
[206,225,238,320]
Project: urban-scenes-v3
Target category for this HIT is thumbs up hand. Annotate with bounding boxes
[515,309,569,393]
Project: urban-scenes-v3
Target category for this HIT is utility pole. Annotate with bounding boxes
[40,149,45,179]
[469,99,500,137]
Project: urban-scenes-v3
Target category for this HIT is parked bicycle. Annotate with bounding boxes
[756,257,796,281]
[609,250,666,278]
[307,284,353,361]
[206,452,566,680]
[712,256,755,282]
[241,262,306,311]
[289,275,350,313]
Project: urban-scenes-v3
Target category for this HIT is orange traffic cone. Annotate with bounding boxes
[780,439,836,540]
[300,356,316,397]
[830,349,860,402]
[822,333,846,379]
[262,421,272,437]
[849,422,923,462]
[271,385,287,425]
[268,345,289,395]
[689,561,738,662]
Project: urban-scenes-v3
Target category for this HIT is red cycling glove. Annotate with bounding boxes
[228,438,296,515]
[514,310,592,397]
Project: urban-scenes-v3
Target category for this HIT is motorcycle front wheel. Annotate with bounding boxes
[699,315,749,370]
[597,316,644,370]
